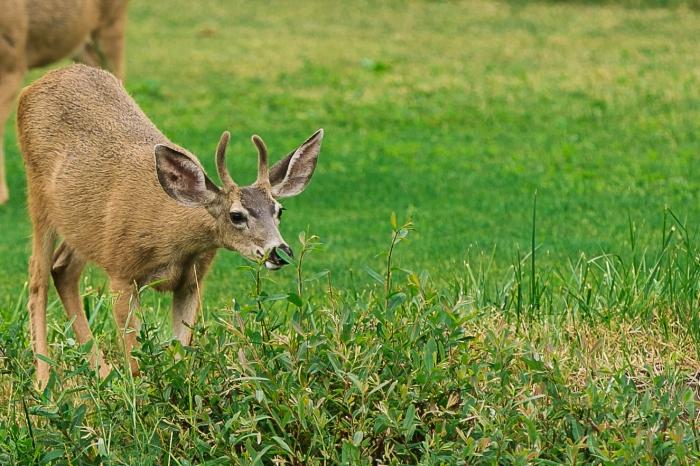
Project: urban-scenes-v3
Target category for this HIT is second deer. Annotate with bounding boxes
[1,0,129,204]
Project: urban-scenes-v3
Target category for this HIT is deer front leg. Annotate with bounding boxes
[172,254,215,346]
[172,281,200,346]
[111,279,140,375]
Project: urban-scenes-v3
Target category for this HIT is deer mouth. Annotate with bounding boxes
[264,260,283,270]
[256,250,286,270]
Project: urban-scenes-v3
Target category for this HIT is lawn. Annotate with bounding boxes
[2,0,700,463]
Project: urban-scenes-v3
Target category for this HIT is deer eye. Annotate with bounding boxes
[230,211,247,225]
[277,207,285,219]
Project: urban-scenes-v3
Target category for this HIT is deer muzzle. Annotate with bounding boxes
[265,244,293,270]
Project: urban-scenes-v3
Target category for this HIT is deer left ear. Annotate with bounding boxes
[154,144,219,206]
[269,129,324,198]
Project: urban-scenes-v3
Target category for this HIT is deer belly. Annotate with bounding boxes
[139,263,186,293]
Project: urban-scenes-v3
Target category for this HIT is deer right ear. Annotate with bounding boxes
[155,145,219,207]
[269,129,324,198]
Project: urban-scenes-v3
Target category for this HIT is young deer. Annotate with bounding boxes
[1,0,129,204]
[18,64,324,388]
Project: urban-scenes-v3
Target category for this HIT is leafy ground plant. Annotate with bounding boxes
[2,214,700,464]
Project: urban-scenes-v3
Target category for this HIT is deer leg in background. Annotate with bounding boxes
[0,66,26,204]
[52,242,111,378]
[75,6,128,80]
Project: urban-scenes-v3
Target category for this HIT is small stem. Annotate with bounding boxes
[255,264,263,315]
[297,248,305,300]
[253,262,270,347]
[530,190,538,311]
[385,230,399,309]
[327,271,334,304]
[21,392,35,449]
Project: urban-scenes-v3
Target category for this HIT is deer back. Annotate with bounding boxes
[18,64,216,284]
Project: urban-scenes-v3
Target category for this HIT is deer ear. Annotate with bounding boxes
[269,129,323,198]
[155,145,219,206]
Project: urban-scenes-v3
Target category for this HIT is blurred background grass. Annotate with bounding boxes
[1,0,699,308]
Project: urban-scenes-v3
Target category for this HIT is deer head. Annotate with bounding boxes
[154,129,324,269]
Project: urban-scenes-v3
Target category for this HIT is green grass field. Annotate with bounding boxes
[2,0,700,463]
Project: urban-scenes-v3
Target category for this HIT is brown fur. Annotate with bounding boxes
[0,0,129,204]
[18,64,324,387]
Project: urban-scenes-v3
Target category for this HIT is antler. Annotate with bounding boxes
[215,131,237,191]
[252,135,271,191]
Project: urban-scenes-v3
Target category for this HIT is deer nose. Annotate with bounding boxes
[269,244,293,265]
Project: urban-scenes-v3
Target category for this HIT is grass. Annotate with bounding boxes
[3,213,700,463]
[2,0,700,463]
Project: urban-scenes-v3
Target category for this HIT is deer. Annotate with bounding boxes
[17,64,324,388]
[1,0,129,205]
